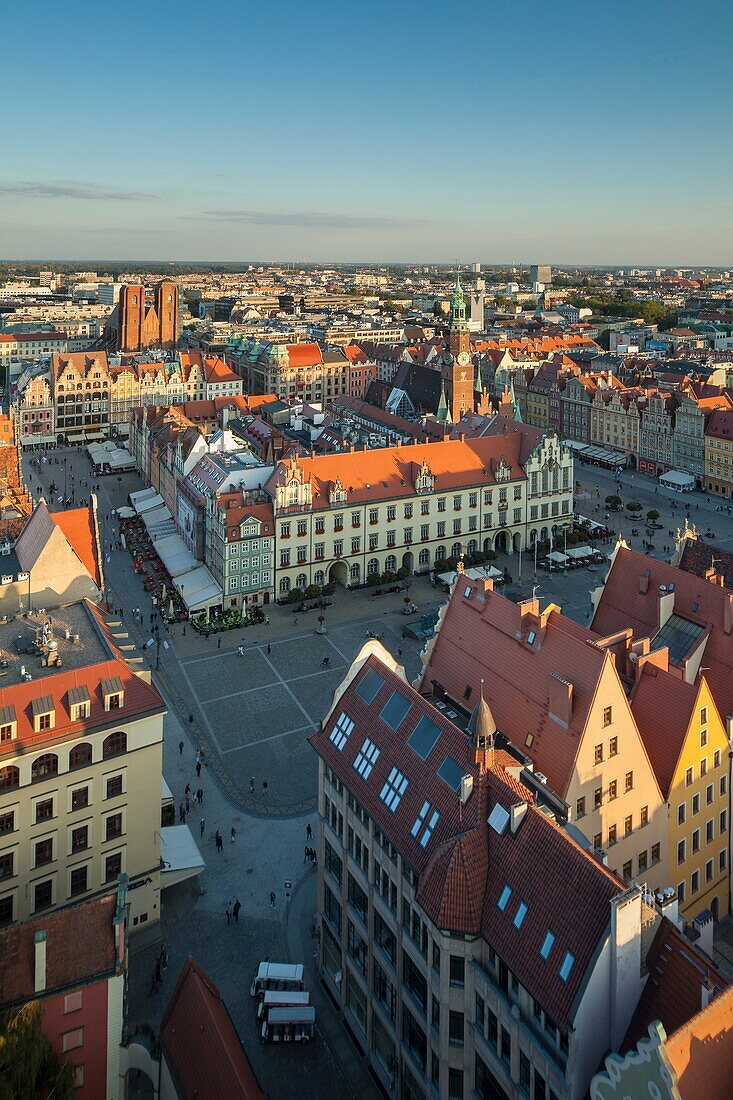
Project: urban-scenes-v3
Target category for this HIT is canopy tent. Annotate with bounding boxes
[106,448,135,472]
[173,565,222,612]
[142,504,176,540]
[159,826,205,890]
[134,491,165,515]
[546,551,568,564]
[436,564,503,589]
[130,486,158,511]
[566,545,594,560]
[153,534,199,578]
[116,506,136,519]
[659,470,695,491]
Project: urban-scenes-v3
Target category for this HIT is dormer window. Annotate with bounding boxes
[0,703,17,743]
[32,696,55,733]
[68,686,91,722]
[101,677,124,713]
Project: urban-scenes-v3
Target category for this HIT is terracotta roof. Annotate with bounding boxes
[663,982,733,1100]
[592,545,733,722]
[204,356,239,384]
[267,435,533,510]
[160,957,266,1100]
[286,342,323,368]
[624,920,728,1051]
[422,578,611,795]
[51,505,102,587]
[0,892,118,1007]
[706,408,733,439]
[629,665,701,797]
[680,537,733,589]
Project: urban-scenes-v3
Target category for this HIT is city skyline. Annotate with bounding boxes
[2,0,732,264]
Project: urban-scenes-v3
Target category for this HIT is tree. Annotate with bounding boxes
[605,495,622,508]
[646,509,660,522]
[0,1002,74,1100]
[626,501,643,514]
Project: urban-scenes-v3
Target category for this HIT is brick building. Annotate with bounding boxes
[116,281,179,352]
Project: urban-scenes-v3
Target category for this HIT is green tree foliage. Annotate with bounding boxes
[566,291,678,329]
[626,501,643,514]
[0,1002,74,1100]
[646,509,660,522]
[605,495,622,508]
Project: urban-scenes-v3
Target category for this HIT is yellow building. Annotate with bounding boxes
[631,669,729,921]
[704,408,733,497]
[590,386,641,461]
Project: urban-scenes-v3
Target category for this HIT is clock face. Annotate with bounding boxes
[457,351,470,367]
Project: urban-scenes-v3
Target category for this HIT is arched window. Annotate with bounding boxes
[314,570,325,586]
[452,542,462,560]
[0,765,19,790]
[350,563,360,581]
[467,539,477,555]
[367,558,379,576]
[295,573,307,590]
[529,529,538,545]
[385,555,397,573]
[418,548,430,566]
[69,743,93,770]
[435,545,446,561]
[279,576,291,594]
[31,754,58,782]
[102,731,126,758]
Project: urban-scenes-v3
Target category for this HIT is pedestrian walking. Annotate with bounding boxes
[217,636,221,649]
[226,904,232,925]
[249,776,255,794]
[304,845,309,862]
[270,891,276,908]
[179,801,185,823]
[233,899,241,923]
[158,946,168,974]
[178,740,184,755]
[215,830,223,852]
[306,823,312,841]
[197,787,203,804]
[200,817,205,837]
[231,825,236,843]
[185,783,191,796]
[196,760,201,778]
[185,795,190,814]
[189,713,194,726]
[237,645,244,656]
[183,625,186,637]
[267,644,271,655]
[263,778,268,796]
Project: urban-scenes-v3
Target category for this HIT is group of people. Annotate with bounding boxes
[225,898,242,925]
[148,945,168,996]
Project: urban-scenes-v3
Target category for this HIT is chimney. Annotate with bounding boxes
[692,908,714,959]
[34,930,47,994]
[510,802,528,833]
[653,886,682,930]
[548,674,573,727]
[725,592,733,636]
[701,975,716,1010]
[460,775,474,804]
[639,570,650,594]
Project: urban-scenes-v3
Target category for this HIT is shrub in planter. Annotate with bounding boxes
[304,585,322,599]
[288,588,305,604]
[322,583,335,595]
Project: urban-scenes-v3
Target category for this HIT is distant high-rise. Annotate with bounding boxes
[530,264,552,286]
[117,280,179,352]
[471,261,481,273]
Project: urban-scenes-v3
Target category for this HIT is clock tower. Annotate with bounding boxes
[442,273,475,423]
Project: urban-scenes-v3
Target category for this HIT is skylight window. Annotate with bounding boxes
[329,711,354,751]
[559,951,575,982]
[527,630,536,646]
[380,767,408,811]
[355,668,385,705]
[408,715,442,760]
[513,902,528,929]
[353,737,380,779]
[488,803,510,836]
[438,756,466,792]
[540,931,555,960]
[498,885,512,912]
[410,801,440,847]
[380,691,412,731]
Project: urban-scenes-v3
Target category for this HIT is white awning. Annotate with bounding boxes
[142,504,176,540]
[159,826,205,889]
[162,776,174,806]
[134,492,165,515]
[436,564,503,586]
[659,470,695,490]
[566,545,593,559]
[546,551,569,564]
[153,533,199,578]
[173,565,222,611]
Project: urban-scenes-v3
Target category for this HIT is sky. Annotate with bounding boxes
[1,0,732,265]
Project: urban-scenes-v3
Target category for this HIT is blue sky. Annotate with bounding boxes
[1,0,731,264]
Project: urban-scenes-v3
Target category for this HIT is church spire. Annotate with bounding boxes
[436,381,448,422]
[468,679,497,771]
[451,273,466,326]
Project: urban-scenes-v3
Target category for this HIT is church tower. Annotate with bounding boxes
[443,274,475,423]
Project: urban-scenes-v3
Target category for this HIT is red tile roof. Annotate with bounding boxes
[51,505,102,587]
[663,982,733,1100]
[629,665,701,797]
[421,578,610,795]
[286,342,323,368]
[592,544,733,722]
[160,958,266,1100]
[624,920,728,1051]
[312,649,625,1030]
[0,892,118,1007]
[679,536,733,589]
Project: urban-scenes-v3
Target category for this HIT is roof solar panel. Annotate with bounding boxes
[379,690,412,731]
[355,667,385,705]
[408,715,442,760]
[438,755,466,791]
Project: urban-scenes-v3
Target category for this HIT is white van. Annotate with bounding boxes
[249,962,305,999]
[256,990,310,1023]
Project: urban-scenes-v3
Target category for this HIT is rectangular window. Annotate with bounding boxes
[106,775,123,799]
[692,829,700,854]
[638,850,648,873]
[379,766,408,811]
[69,866,88,896]
[721,809,728,833]
[624,814,633,837]
[609,736,618,756]
[603,706,612,727]
[714,749,721,769]
[678,803,686,825]
[677,838,686,865]
[594,787,602,809]
[105,813,123,841]
[71,826,88,854]
[701,758,707,777]
[35,799,53,823]
[0,811,14,834]
[691,870,700,894]
[594,743,603,765]
[608,824,617,847]
[105,853,122,882]
[652,842,660,863]
[449,1010,464,1048]
[640,805,648,827]
[692,793,700,815]
[625,771,634,792]
[686,766,694,786]
[62,1028,83,1052]
[449,955,465,987]
[707,783,714,806]
[609,779,617,801]
[353,738,379,779]
[35,838,53,866]
[575,797,585,818]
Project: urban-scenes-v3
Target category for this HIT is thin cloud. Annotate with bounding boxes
[187,209,430,230]
[0,180,158,202]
